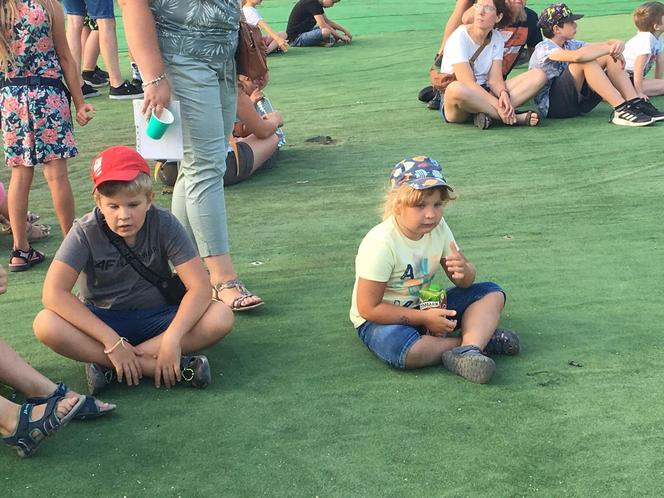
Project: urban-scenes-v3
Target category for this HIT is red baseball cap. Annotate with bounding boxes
[91,146,150,191]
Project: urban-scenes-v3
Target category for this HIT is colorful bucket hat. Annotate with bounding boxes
[390,156,452,191]
[537,3,584,29]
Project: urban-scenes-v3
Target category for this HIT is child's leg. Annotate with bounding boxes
[0,337,63,399]
[596,55,639,102]
[0,395,80,438]
[642,79,664,97]
[42,159,74,236]
[357,320,460,369]
[506,68,548,107]
[238,134,279,173]
[568,60,624,107]
[458,291,505,350]
[34,301,233,378]
[443,81,500,122]
[8,165,34,254]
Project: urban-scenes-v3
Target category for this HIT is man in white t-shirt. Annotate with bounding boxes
[624,2,664,98]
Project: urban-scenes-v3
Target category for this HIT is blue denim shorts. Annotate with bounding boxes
[63,0,115,19]
[87,304,178,346]
[291,27,324,47]
[356,282,505,369]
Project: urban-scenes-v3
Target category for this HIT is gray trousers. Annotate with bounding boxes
[162,52,237,257]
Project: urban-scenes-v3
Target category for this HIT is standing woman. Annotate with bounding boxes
[118,0,263,311]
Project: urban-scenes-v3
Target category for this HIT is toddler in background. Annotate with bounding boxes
[242,0,289,54]
[624,2,664,98]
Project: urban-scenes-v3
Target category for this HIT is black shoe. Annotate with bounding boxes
[427,92,441,110]
[484,328,520,356]
[85,363,116,395]
[418,85,435,103]
[130,78,143,89]
[180,355,211,389]
[442,346,496,384]
[109,80,144,100]
[81,82,100,98]
[82,69,109,88]
[611,100,653,127]
[633,98,664,122]
[94,65,109,79]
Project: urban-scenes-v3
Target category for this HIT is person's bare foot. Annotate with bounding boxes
[0,396,80,437]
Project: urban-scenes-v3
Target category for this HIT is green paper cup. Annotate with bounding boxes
[146,108,174,140]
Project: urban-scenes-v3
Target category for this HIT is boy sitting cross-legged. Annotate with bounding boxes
[33,146,234,394]
[528,2,664,126]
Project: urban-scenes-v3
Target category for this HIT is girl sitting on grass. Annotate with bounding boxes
[242,0,289,54]
[349,156,520,384]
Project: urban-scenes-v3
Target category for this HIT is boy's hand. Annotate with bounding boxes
[607,39,625,56]
[0,264,7,294]
[75,103,96,126]
[107,341,144,386]
[422,307,457,335]
[276,36,289,52]
[445,241,469,280]
[639,92,649,101]
[154,335,181,389]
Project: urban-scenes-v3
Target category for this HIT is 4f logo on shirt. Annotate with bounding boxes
[401,264,415,280]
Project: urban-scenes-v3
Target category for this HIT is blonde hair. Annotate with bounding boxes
[94,173,154,199]
[382,184,456,220]
[0,0,53,72]
[634,2,664,32]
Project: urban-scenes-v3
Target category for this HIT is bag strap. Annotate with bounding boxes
[94,208,170,293]
[469,30,492,66]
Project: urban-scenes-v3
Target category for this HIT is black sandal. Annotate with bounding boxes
[8,246,45,272]
[2,395,85,458]
[473,112,493,130]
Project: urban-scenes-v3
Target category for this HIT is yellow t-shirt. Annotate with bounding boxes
[349,216,456,328]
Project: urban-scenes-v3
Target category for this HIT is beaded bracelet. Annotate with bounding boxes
[142,74,167,88]
[104,337,129,355]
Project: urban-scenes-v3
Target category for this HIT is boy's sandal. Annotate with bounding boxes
[8,246,45,272]
[2,395,85,458]
[473,112,493,130]
[515,109,539,127]
[26,382,116,421]
[212,278,264,311]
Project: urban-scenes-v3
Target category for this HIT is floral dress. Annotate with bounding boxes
[0,0,77,167]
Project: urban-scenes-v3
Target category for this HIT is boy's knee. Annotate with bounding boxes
[483,290,506,309]
[33,310,58,343]
[320,27,332,38]
[530,68,547,85]
[207,301,235,337]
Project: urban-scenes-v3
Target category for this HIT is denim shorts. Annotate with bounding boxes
[291,27,324,47]
[87,304,178,346]
[63,0,115,19]
[356,281,505,369]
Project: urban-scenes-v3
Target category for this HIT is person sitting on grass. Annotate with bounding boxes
[33,146,234,395]
[350,156,520,384]
[421,0,542,109]
[0,264,115,458]
[242,0,289,54]
[286,0,351,48]
[528,3,664,126]
[440,0,546,129]
[624,2,664,99]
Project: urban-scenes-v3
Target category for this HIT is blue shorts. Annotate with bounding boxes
[291,27,325,47]
[63,0,115,19]
[88,304,178,346]
[356,282,505,369]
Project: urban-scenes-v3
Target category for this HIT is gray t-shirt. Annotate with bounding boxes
[528,38,586,116]
[55,206,198,310]
[150,0,240,60]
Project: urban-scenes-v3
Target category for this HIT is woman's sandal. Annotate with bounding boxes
[8,246,45,272]
[515,109,540,127]
[212,278,264,311]
[473,112,493,130]
[2,395,85,458]
[26,382,116,421]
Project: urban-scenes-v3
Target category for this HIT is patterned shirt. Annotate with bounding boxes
[529,38,586,116]
[150,0,240,60]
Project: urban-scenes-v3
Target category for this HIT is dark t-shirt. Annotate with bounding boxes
[55,205,197,310]
[287,0,324,41]
[500,7,542,77]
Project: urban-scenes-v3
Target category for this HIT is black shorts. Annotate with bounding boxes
[223,141,254,186]
[547,67,603,118]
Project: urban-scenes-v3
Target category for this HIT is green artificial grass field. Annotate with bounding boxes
[2,1,664,496]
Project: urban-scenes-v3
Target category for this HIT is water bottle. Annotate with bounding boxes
[255,96,286,147]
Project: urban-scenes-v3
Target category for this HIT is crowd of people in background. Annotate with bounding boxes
[0,0,662,458]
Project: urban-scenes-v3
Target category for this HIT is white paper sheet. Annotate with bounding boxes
[133,100,184,160]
